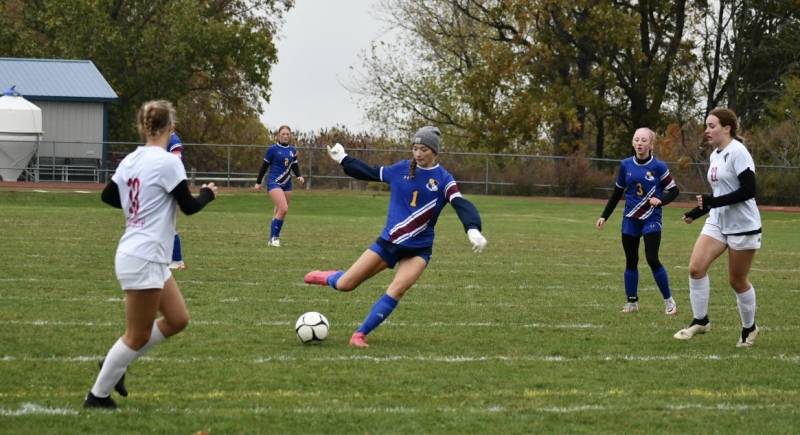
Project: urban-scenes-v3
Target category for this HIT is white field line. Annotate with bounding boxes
[3,353,799,364]
[0,403,793,416]
[0,403,78,416]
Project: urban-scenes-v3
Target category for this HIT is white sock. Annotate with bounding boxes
[137,320,167,356]
[689,275,710,320]
[735,287,756,328]
[91,338,137,398]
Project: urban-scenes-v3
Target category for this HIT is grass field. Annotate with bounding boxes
[1,189,799,434]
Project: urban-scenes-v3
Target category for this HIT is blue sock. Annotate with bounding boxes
[652,266,672,299]
[270,218,284,238]
[172,234,182,262]
[357,294,398,335]
[326,271,344,289]
[624,269,639,302]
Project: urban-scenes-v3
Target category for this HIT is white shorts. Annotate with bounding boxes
[701,222,762,250]
[115,252,171,290]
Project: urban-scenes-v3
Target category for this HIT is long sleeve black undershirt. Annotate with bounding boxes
[100,180,214,215]
[685,168,756,220]
[450,196,482,232]
[291,162,301,177]
[256,160,269,184]
[340,155,381,181]
[101,181,122,208]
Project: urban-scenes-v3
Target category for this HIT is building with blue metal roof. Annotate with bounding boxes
[0,58,118,180]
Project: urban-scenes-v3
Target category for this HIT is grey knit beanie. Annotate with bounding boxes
[413,126,441,154]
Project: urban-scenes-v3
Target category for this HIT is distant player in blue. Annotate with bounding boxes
[167,132,186,270]
[596,128,680,315]
[253,125,304,247]
[304,126,488,348]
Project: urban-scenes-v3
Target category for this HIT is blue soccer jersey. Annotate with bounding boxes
[615,156,676,221]
[263,143,298,185]
[378,160,462,248]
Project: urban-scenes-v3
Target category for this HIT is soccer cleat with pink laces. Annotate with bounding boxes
[349,332,369,348]
[304,270,337,286]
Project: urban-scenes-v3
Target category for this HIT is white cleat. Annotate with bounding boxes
[673,322,711,340]
[621,302,639,313]
[267,237,281,247]
[736,325,759,348]
[168,261,186,270]
[664,299,678,316]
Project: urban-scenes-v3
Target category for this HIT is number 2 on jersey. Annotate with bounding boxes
[410,190,418,207]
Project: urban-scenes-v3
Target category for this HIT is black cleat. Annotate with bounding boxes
[99,359,128,397]
[83,392,117,409]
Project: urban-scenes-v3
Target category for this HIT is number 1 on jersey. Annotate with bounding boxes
[410,190,418,207]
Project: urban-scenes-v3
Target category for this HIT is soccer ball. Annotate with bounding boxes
[295,311,329,343]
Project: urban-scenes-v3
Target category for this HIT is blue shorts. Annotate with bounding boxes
[369,237,432,269]
[621,216,662,237]
[267,181,291,192]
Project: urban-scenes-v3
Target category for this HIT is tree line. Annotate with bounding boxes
[358,0,800,166]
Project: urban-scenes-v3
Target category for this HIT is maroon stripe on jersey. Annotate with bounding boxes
[629,201,654,219]
[445,183,460,201]
[660,173,674,188]
[388,207,435,243]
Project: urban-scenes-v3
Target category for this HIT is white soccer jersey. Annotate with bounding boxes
[705,139,761,235]
[112,146,187,263]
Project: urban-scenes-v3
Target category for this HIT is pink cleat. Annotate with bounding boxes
[349,332,369,348]
[304,270,337,286]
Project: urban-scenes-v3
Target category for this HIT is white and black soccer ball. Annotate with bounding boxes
[295,311,329,343]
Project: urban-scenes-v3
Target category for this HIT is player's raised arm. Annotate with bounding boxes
[170,180,217,215]
[327,143,382,182]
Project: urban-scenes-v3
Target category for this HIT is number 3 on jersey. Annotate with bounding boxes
[410,190,418,207]
[635,182,644,196]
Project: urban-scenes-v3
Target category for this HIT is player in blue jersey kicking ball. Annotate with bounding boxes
[304,126,488,348]
[254,125,304,247]
[596,127,680,315]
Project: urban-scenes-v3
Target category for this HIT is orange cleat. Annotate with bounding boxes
[349,332,369,348]
[304,270,337,286]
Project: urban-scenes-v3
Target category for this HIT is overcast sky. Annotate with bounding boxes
[260,0,394,134]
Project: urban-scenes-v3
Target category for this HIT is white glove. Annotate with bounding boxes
[327,143,347,164]
[467,228,487,253]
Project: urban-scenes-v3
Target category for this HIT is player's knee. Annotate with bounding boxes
[688,262,706,279]
[334,277,357,292]
[729,277,749,292]
[125,332,151,351]
[646,257,662,270]
[169,313,190,333]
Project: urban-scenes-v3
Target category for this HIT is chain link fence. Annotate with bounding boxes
[5,140,800,206]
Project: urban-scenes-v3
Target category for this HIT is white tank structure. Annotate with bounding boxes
[0,86,43,181]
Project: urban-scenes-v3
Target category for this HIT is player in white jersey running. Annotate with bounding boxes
[674,108,761,347]
[84,100,218,409]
